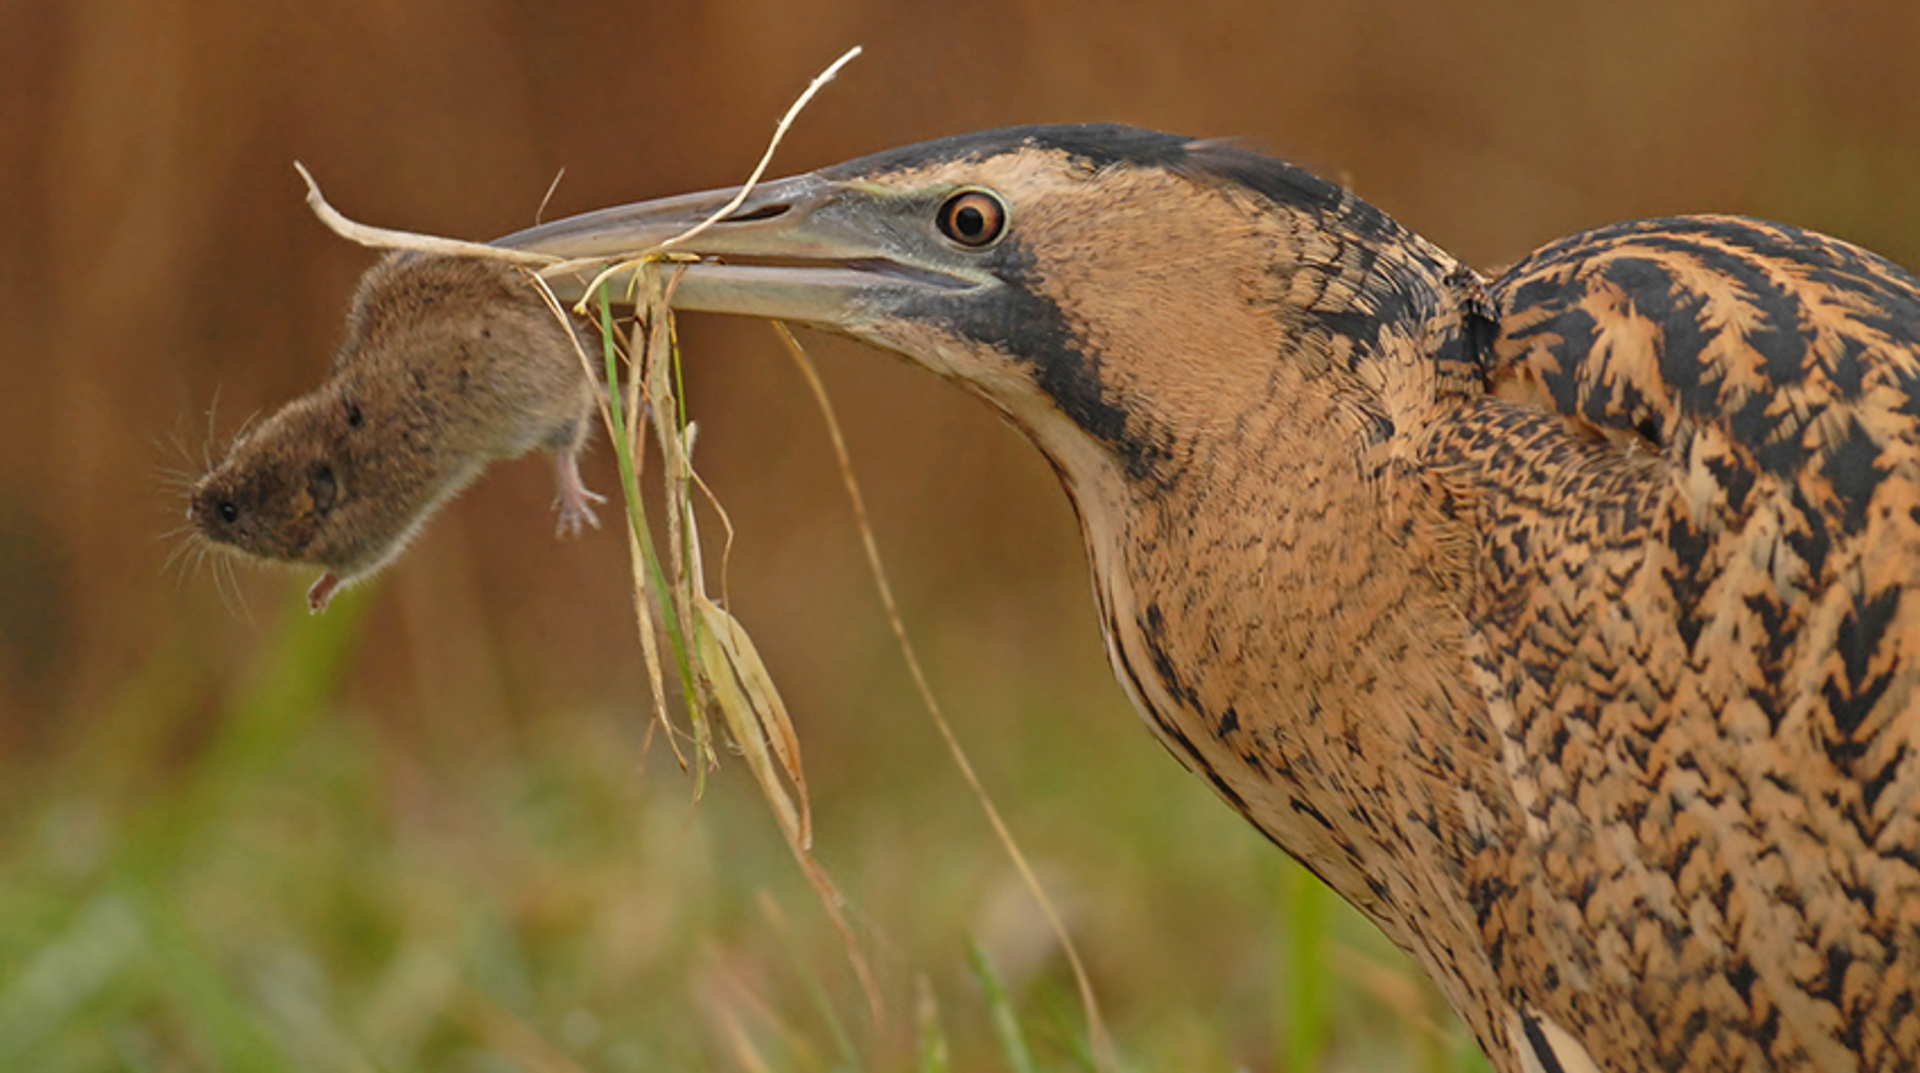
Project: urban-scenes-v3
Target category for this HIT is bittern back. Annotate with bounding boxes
[495,125,1920,1073]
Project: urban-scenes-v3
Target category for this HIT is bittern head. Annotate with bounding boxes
[501,124,1475,494]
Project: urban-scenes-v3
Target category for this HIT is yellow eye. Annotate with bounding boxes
[936,189,1008,248]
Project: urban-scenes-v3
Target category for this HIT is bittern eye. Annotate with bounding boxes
[937,190,1007,248]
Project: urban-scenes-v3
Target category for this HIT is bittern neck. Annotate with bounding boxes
[1032,193,1495,486]
[1046,220,1511,1038]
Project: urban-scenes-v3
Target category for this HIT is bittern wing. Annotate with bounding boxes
[1443,214,1920,1069]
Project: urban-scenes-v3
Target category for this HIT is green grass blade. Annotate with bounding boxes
[596,281,706,767]
[967,940,1037,1073]
[1281,859,1330,1073]
[917,976,951,1073]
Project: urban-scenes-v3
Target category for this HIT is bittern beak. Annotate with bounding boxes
[493,171,1003,329]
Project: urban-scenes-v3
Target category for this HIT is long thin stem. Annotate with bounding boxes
[599,284,702,737]
[772,321,1115,1071]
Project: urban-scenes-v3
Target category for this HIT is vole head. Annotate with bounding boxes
[188,378,445,609]
[189,392,340,563]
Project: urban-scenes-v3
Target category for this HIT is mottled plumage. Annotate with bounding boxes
[1460,216,1920,1069]
[501,126,1920,1072]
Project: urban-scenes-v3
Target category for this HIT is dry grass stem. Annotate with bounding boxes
[770,321,1115,1071]
[293,163,558,266]
[564,45,862,314]
[535,167,567,226]
[615,273,874,1018]
[657,46,861,253]
[551,50,885,1015]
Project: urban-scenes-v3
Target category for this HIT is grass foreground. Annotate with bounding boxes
[1,586,1494,1072]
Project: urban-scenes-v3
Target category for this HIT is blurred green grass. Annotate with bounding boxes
[1,582,1494,1072]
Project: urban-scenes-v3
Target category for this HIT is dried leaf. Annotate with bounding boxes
[694,593,811,848]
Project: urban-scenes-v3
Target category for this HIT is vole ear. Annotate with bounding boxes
[309,463,338,516]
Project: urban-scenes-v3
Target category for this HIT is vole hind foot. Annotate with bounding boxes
[554,449,606,537]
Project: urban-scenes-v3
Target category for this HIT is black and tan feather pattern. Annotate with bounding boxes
[1429,215,1920,1070]
[1008,164,1920,1069]
[502,125,1920,1071]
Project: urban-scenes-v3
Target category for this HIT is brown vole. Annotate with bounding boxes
[188,252,603,612]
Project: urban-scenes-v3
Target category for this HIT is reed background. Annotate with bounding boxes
[4,2,1920,1069]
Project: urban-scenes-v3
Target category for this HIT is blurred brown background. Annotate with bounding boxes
[9,0,1920,748]
[3,0,1920,1067]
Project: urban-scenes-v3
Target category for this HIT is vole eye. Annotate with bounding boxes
[937,189,1007,248]
[217,500,239,524]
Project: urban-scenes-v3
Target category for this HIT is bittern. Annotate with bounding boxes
[501,125,1920,1072]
